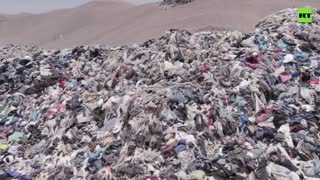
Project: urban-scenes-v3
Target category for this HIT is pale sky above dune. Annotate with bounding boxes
[0,0,90,14]
[0,0,159,14]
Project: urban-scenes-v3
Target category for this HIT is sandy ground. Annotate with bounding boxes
[0,0,319,49]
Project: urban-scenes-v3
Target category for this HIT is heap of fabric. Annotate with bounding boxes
[0,8,319,180]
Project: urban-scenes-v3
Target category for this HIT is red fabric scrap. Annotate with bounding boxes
[200,64,209,73]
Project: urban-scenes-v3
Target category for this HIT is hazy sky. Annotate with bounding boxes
[0,0,159,14]
[0,0,89,14]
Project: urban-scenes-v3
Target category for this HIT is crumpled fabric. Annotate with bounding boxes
[189,170,206,180]
[87,149,103,164]
[266,162,299,180]
[1,169,32,180]
[302,160,320,177]
[8,132,25,142]
[178,149,195,171]
[173,139,187,154]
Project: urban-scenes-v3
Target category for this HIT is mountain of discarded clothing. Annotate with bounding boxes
[0,8,320,180]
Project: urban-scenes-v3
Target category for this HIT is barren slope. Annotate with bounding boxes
[0,0,319,48]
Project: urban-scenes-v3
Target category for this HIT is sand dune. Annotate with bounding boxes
[0,0,319,49]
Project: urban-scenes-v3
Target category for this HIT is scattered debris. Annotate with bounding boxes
[161,0,194,6]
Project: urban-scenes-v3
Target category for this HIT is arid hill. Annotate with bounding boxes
[0,0,319,49]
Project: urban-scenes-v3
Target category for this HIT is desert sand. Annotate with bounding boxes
[0,0,319,49]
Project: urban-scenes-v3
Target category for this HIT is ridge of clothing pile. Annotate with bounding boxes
[0,8,320,180]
